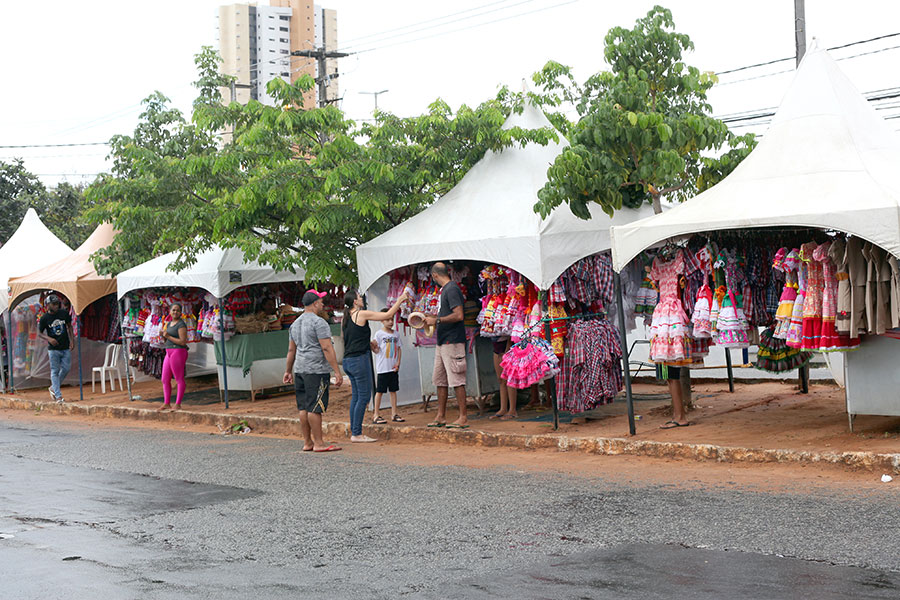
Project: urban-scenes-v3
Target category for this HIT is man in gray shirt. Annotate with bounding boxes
[284,290,343,452]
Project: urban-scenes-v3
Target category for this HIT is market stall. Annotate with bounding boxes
[609,47,900,430]
[117,244,342,406]
[0,208,73,391]
[358,101,656,422]
[7,223,118,400]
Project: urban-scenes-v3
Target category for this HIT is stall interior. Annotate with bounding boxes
[382,252,626,415]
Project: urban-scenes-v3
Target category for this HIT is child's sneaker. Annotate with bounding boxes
[56,397,65,404]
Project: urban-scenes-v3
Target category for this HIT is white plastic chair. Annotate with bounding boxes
[92,344,123,393]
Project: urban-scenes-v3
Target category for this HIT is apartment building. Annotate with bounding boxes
[217,1,338,108]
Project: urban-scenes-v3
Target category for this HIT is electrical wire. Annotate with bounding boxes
[0,142,109,149]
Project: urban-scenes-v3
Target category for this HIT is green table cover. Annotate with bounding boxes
[213,329,291,376]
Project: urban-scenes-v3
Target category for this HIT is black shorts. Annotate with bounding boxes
[662,366,681,380]
[375,371,399,393]
[492,338,509,355]
[294,373,330,413]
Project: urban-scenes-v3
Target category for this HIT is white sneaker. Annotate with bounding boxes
[56,397,64,404]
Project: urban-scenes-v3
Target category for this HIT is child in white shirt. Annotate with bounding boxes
[372,311,403,423]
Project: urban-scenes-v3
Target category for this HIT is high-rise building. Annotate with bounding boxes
[216,1,338,109]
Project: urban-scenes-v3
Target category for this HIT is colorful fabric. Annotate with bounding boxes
[555,319,623,413]
[754,327,812,373]
[647,251,690,363]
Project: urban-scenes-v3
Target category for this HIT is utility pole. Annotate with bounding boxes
[359,89,389,113]
[229,80,254,103]
[291,48,350,108]
[794,0,806,66]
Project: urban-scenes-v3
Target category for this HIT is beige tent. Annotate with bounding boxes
[8,223,117,314]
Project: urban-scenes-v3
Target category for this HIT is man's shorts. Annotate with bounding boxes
[375,371,400,393]
[433,342,467,388]
[294,373,330,413]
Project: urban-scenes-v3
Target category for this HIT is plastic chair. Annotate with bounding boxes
[92,344,123,393]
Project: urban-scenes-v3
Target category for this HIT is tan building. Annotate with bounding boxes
[217,1,338,109]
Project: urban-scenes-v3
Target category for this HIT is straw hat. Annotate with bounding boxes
[408,311,435,337]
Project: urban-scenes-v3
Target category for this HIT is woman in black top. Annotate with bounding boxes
[342,289,407,442]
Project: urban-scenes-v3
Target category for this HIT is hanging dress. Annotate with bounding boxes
[754,326,812,373]
[817,241,860,352]
[648,251,690,363]
[715,252,750,348]
[800,242,823,351]
[785,244,813,349]
[774,248,800,339]
[828,239,851,335]
[691,283,714,339]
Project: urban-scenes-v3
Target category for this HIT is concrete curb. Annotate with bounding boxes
[2,395,898,474]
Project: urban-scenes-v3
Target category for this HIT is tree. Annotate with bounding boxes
[0,160,95,248]
[0,159,46,244]
[533,6,755,218]
[87,47,556,284]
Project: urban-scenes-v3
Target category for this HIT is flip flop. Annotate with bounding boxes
[426,422,446,428]
[391,415,405,422]
[445,423,470,429]
[313,445,342,452]
[302,446,314,452]
[372,416,387,424]
[659,420,691,429]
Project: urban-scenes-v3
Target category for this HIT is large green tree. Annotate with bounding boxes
[0,159,94,248]
[87,47,555,284]
[533,6,755,218]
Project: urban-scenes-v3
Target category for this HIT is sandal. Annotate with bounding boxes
[372,416,387,424]
[659,420,691,429]
[426,421,446,428]
[391,415,405,423]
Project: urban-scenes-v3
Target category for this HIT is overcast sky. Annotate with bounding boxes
[2,0,900,187]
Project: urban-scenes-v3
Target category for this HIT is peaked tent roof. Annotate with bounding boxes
[0,208,72,313]
[116,244,306,299]
[356,102,656,292]
[8,223,117,315]
[610,47,900,271]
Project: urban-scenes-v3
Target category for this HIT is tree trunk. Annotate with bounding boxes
[651,192,662,214]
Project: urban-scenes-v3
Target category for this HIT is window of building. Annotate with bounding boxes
[280,49,289,54]
[280,15,289,21]
[280,26,288,32]
[279,38,288,43]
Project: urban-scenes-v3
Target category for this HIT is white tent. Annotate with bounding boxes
[609,47,900,272]
[0,208,72,313]
[356,102,657,292]
[117,245,306,299]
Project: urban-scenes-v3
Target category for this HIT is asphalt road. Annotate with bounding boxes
[1,418,899,599]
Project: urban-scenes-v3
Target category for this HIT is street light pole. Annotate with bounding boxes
[359,89,389,112]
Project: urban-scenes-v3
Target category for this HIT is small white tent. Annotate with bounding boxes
[356,102,656,292]
[117,245,305,299]
[610,47,900,271]
[0,208,72,313]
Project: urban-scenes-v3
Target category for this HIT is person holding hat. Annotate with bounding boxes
[38,295,73,403]
[341,288,408,443]
[284,290,343,452]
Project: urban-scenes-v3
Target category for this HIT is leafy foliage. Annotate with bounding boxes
[533,6,755,218]
[0,159,94,248]
[87,47,556,284]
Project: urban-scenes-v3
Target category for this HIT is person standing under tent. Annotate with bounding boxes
[341,288,408,443]
[424,262,469,429]
[371,309,404,424]
[158,303,188,411]
[38,295,73,404]
[284,290,343,453]
[489,337,516,420]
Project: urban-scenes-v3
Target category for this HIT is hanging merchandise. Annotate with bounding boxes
[774,248,800,339]
[634,269,658,315]
[555,319,624,413]
[647,249,690,363]
[754,327,812,373]
[500,336,560,389]
[715,250,750,349]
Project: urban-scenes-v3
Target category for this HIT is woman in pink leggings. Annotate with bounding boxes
[158,303,189,411]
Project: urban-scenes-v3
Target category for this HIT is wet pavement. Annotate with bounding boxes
[2,418,899,599]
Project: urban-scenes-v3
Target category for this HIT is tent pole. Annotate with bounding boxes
[725,349,735,393]
[77,314,83,403]
[7,310,14,393]
[614,272,636,436]
[118,300,133,402]
[218,303,229,409]
[540,294,559,431]
[0,313,6,393]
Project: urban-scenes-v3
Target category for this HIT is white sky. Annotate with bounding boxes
[2,0,900,187]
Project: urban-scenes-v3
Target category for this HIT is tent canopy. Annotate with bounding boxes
[0,208,72,313]
[8,223,116,315]
[356,102,656,292]
[116,244,306,300]
[610,47,900,271]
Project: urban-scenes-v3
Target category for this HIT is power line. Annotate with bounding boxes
[0,142,109,149]
[340,0,540,51]
[351,0,580,55]
[339,0,515,47]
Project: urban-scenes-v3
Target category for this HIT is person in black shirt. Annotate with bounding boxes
[38,295,73,403]
[425,262,469,428]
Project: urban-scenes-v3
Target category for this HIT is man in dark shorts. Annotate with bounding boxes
[284,289,343,452]
[424,262,469,428]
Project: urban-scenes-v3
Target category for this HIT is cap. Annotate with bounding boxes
[45,294,61,305]
[302,289,327,306]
